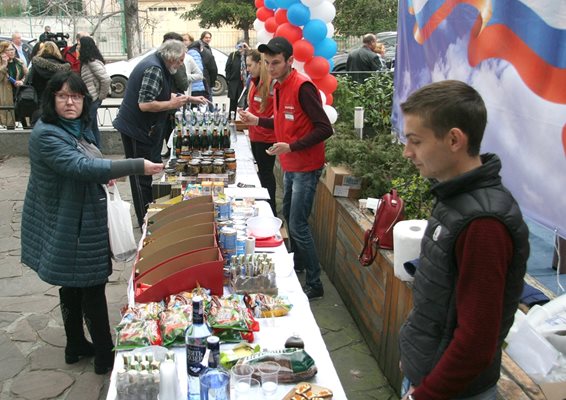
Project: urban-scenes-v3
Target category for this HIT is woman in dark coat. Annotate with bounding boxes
[21,71,164,374]
[26,41,70,121]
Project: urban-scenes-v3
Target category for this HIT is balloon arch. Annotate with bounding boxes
[253,0,339,124]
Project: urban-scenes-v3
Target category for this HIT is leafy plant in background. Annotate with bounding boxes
[327,73,434,219]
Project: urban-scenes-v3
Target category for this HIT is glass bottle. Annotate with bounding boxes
[185,296,212,400]
[199,336,230,400]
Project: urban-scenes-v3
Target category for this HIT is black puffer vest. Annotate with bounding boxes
[113,52,172,145]
[399,153,529,397]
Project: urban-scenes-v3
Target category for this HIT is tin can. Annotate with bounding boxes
[214,199,231,220]
[236,234,246,256]
[220,227,237,255]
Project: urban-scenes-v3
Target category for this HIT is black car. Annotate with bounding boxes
[332,31,397,74]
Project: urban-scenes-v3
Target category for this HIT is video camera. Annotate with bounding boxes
[43,32,70,50]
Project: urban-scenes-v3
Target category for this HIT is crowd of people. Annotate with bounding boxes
[8,25,529,400]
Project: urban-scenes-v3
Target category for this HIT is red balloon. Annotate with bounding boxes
[305,57,330,80]
[293,39,314,62]
[274,9,288,25]
[325,93,333,105]
[314,73,338,95]
[254,0,264,8]
[256,7,274,22]
[265,17,278,33]
[275,23,303,44]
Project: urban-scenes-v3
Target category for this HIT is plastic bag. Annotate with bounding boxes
[105,184,137,262]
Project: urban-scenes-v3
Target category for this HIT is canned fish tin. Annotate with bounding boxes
[236,235,246,256]
[220,227,237,255]
[214,199,231,219]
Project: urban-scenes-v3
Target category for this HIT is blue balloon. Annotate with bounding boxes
[314,38,337,59]
[264,0,278,10]
[287,3,310,27]
[277,0,299,9]
[303,19,327,45]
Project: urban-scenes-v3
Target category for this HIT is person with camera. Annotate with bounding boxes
[39,26,51,43]
[26,41,71,122]
[226,40,249,115]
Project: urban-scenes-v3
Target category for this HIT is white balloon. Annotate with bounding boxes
[310,2,336,23]
[300,0,325,8]
[324,105,338,124]
[293,60,305,74]
[257,29,273,45]
[326,22,335,38]
[319,90,327,104]
[253,18,264,32]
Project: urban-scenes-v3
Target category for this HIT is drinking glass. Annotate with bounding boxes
[234,378,260,400]
[258,361,280,397]
[231,364,254,392]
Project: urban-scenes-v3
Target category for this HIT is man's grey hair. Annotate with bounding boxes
[362,33,376,45]
[157,40,186,62]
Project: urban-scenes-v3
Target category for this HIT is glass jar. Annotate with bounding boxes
[224,149,235,159]
[188,160,201,176]
[212,160,225,174]
[225,158,237,171]
[200,160,213,174]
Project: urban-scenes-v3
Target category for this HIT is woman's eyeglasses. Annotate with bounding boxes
[55,93,84,102]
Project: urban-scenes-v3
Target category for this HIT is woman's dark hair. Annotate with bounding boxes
[30,42,43,59]
[78,36,105,65]
[41,71,92,126]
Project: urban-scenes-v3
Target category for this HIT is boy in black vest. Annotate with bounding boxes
[399,80,529,400]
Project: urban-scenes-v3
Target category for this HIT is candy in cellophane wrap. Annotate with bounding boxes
[237,348,318,383]
[244,293,293,318]
[115,302,165,349]
[206,294,259,343]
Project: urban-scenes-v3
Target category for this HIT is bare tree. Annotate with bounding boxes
[124,0,142,58]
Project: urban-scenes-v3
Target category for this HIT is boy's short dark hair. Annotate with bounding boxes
[401,80,487,156]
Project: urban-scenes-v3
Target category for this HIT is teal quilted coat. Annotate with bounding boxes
[21,120,114,287]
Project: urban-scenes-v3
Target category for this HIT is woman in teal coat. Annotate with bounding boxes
[21,71,163,374]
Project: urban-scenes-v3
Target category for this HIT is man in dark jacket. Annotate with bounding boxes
[346,33,383,83]
[225,40,249,115]
[113,40,207,228]
[398,80,529,400]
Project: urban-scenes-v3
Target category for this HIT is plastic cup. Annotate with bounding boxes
[231,364,254,390]
[234,377,259,400]
[258,361,280,397]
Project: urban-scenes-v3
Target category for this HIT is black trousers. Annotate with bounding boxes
[251,141,277,216]
[121,133,160,228]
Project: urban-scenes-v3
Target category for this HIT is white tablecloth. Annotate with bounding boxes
[107,133,347,399]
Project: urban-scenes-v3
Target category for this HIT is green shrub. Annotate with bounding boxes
[327,73,434,219]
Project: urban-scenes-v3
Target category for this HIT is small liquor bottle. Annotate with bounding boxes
[199,336,230,400]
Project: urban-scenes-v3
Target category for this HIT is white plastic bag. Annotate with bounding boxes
[105,184,137,262]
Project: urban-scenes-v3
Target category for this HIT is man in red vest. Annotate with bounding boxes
[239,37,333,300]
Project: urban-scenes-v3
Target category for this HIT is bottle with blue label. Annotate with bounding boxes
[199,336,230,400]
[185,295,212,400]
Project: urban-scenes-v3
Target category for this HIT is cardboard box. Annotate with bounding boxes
[322,164,363,199]
[539,381,566,400]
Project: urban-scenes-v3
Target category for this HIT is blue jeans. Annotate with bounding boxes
[89,99,102,147]
[282,168,323,289]
[401,377,497,400]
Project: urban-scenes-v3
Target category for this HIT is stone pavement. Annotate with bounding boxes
[0,155,398,400]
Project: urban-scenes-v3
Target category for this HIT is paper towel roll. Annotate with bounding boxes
[393,220,428,282]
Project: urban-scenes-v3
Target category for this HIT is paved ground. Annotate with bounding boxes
[0,155,398,400]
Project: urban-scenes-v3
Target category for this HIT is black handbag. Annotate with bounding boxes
[15,68,39,118]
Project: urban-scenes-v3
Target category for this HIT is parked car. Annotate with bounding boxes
[332,31,397,74]
[105,47,229,98]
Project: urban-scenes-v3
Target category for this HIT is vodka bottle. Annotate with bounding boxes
[185,296,212,400]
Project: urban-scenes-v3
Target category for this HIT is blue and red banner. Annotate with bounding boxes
[392,0,566,237]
